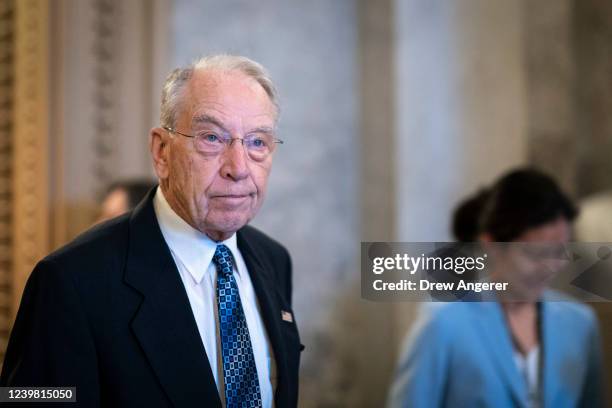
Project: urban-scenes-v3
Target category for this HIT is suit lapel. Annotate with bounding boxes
[237,230,290,407]
[473,302,528,407]
[124,191,222,408]
[540,300,558,408]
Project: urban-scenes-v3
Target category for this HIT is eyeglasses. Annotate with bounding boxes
[163,126,283,161]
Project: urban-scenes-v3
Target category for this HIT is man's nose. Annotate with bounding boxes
[220,140,249,181]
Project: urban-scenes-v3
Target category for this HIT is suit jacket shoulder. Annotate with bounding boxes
[239,224,291,263]
[45,213,131,278]
[239,225,293,305]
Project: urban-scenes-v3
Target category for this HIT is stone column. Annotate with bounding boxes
[394,0,528,243]
[524,0,575,194]
[574,0,612,196]
[391,0,529,400]
[50,0,163,243]
[357,0,397,405]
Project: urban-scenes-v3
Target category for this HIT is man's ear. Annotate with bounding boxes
[150,127,170,179]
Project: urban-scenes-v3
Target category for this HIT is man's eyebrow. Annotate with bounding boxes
[248,126,276,134]
[192,114,276,134]
[191,114,227,130]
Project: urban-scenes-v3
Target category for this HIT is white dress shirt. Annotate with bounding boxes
[153,187,275,407]
[513,347,541,408]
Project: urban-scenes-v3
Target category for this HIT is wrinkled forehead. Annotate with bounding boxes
[180,69,277,130]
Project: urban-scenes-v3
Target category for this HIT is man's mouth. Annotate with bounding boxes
[210,193,255,205]
[211,192,255,198]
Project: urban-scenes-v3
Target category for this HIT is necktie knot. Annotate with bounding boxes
[213,244,234,277]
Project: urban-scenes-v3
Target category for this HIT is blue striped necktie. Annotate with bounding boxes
[213,244,262,408]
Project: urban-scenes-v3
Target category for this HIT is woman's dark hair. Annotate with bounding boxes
[479,168,578,241]
[452,188,490,242]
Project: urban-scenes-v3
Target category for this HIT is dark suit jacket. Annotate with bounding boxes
[0,190,302,407]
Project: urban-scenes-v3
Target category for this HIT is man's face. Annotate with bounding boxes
[151,69,277,241]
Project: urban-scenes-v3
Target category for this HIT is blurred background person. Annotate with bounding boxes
[388,168,604,408]
[3,1,612,406]
[96,179,156,223]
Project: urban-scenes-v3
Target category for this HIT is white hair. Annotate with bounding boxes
[160,54,279,128]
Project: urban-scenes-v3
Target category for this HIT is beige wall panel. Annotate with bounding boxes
[12,0,50,318]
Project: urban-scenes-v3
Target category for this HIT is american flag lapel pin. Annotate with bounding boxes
[281,310,293,323]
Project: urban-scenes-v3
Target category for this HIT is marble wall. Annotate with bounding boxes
[524,0,576,194]
[573,0,612,400]
[394,0,528,243]
[574,0,612,197]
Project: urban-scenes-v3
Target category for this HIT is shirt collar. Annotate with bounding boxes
[153,186,241,284]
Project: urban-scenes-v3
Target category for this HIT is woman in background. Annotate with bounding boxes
[96,179,155,223]
[388,168,604,408]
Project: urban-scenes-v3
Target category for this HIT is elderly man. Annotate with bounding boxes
[1,55,302,408]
